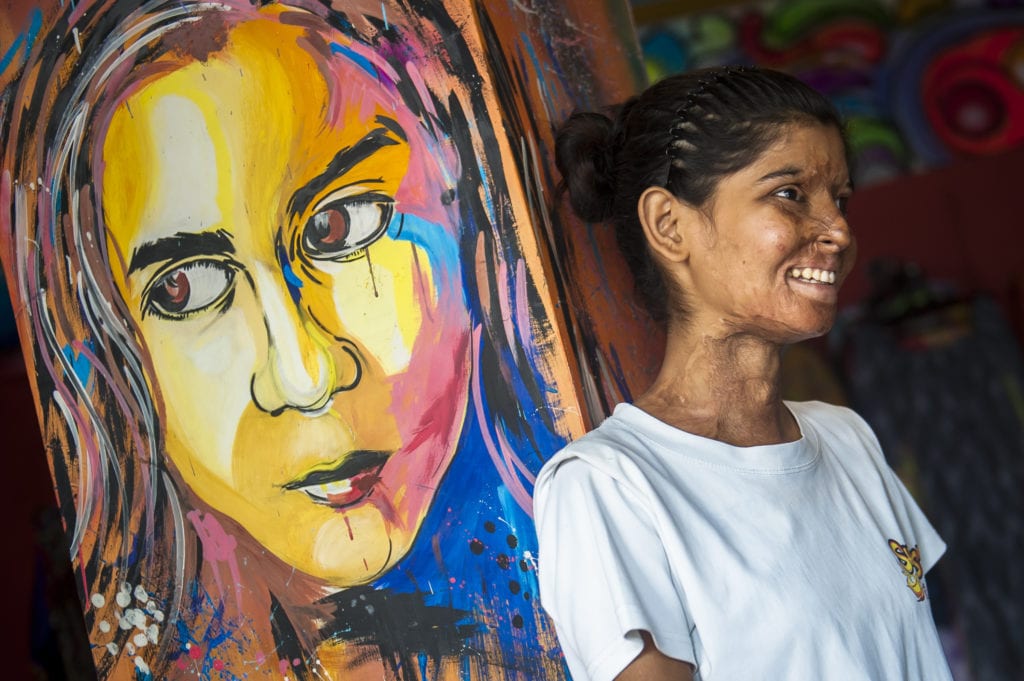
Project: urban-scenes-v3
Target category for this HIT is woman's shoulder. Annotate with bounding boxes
[787,399,876,437]
[536,404,660,496]
[787,400,890,471]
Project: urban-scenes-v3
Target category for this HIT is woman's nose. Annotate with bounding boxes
[249,263,360,415]
[814,208,852,252]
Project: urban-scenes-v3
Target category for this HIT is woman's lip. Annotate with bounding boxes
[282,450,391,509]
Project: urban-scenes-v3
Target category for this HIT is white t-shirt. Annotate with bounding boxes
[534,401,952,681]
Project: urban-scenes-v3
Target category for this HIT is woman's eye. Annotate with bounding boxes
[302,196,394,261]
[836,195,850,215]
[774,187,801,201]
[146,261,235,319]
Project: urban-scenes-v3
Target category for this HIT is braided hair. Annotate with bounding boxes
[554,66,848,324]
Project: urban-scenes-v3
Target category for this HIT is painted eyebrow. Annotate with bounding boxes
[127,229,234,275]
[287,116,404,218]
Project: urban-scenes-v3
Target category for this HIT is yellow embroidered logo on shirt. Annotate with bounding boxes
[888,539,926,601]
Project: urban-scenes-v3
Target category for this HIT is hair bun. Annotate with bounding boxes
[554,110,618,223]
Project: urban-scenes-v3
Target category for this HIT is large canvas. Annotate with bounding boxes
[0,0,644,678]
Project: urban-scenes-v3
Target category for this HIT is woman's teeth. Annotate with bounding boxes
[789,267,836,284]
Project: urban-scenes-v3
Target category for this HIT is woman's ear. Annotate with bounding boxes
[638,186,689,263]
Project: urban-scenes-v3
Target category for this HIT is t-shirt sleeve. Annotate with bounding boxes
[885,462,947,574]
[534,456,696,681]
[843,407,948,574]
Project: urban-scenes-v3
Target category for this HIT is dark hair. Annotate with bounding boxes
[554,66,849,324]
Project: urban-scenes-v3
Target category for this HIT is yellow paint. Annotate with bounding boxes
[101,10,471,586]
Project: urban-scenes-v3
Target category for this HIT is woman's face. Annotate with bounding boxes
[101,13,472,586]
[680,122,855,343]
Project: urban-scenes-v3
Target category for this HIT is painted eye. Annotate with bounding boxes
[302,195,394,261]
[146,261,235,319]
[835,195,850,216]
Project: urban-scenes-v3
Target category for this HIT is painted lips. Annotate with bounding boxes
[282,450,391,509]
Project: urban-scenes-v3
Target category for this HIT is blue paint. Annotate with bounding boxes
[277,244,303,305]
[175,585,247,681]
[0,8,41,74]
[282,261,303,291]
[388,212,464,299]
[62,340,94,387]
[418,651,428,680]
[329,42,378,79]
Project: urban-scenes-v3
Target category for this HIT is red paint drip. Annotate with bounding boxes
[343,514,354,540]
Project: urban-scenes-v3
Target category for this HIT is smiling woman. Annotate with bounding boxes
[1,0,570,678]
[536,67,953,681]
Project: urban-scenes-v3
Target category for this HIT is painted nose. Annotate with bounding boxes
[250,263,360,415]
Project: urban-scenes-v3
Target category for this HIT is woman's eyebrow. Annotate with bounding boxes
[127,229,234,275]
[756,165,801,184]
[288,117,403,218]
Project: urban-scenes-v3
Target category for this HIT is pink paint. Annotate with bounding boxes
[279,659,290,674]
[393,113,457,225]
[470,326,534,515]
[497,258,517,357]
[213,659,225,671]
[500,427,536,485]
[188,646,203,660]
[186,510,245,608]
[71,339,154,534]
[404,59,440,122]
[514,259,533,350]
[410,247,435,324]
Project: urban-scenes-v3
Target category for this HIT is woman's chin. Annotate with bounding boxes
[298,512,416,587]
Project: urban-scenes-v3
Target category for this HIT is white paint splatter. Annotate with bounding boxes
[98,620,111,633]
[90,593,105,608]
[105,642,119,655]
[116,584,132,608]
[133,633,148,648]
[146,624,159,643]
[127,608,147,629]
[134,656,150,675]
[72,27,81,54]
[134,584,149,602]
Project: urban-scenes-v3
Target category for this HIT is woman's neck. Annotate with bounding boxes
[633,327,799,447]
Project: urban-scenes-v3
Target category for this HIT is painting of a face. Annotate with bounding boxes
[101,9,472,586]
